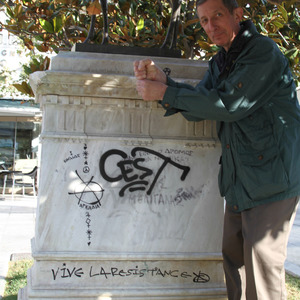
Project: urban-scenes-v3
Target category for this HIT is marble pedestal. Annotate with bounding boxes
[19,52,226,299]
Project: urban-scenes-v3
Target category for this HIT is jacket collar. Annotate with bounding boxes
[228,20,259,54]
[214,20,259,79]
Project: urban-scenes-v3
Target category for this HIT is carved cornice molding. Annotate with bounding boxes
[38,93,218,141]
[30,53,217,142]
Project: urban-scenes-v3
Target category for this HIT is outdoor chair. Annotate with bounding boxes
[13,166,38,197]
[1,169,22,197]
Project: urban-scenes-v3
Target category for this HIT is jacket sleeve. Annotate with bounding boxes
[161,36,290,122]
[161,71,212,121]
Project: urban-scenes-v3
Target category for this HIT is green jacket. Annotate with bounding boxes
[161,20,300,212]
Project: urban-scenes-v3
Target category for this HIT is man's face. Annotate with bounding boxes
[197,0,243,51]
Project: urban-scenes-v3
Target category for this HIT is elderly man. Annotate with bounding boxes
[133,0,300,299]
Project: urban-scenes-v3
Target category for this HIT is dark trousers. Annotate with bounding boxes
[222,196,299,300]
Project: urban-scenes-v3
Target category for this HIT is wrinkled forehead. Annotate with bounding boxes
[196,0,228,17]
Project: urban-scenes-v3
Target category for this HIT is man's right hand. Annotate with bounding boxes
[133,59,167,84]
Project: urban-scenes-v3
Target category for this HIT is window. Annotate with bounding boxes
[0,121,41,188]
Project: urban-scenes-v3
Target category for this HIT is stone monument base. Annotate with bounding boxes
[19,255,226,299]
[19,52,226,300]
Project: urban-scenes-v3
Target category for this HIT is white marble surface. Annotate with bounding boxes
[49,51,208,80]
[35,139,222,254]
[21,52,226,299]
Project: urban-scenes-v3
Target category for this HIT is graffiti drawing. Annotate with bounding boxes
[50,263,211,284]
[83,143,90,173]
[86,212,92,246]
[67,144,192,245]
[68,169,104,246]
[99,147,190,197]
[67,144,105,246]
[193,271,210,283]
[64,151,80,164]
[69,170,104,210]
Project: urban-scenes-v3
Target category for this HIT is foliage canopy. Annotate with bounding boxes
[0,0,299,97]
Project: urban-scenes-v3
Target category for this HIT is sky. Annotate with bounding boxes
[0,12,28,72]
[0,11,32,99]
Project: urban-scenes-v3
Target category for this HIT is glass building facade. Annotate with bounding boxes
[0,99,41,193]
[0,121,41,170]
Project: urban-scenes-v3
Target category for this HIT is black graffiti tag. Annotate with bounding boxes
[51,263,211,284]
[99,147,190,197]
[193,271,210,283]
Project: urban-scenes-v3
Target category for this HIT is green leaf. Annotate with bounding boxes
[136,18,144,31]
[35,44,48,52]
[197,40,213,51]
[6,7,14,19]
[23,65,32,76]
[14,4,23,17]
[278,5,288,23]
[285,48,299,59]
[12,82,33,96]
[39,18,54,33]
[35,35,45,42]
[53,16,63,33]
[129,21,135,36]
[272,20,284,29]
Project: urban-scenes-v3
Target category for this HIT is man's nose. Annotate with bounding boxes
[207,18,217,31]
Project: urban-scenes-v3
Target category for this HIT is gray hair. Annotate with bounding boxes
[196,0,239,14]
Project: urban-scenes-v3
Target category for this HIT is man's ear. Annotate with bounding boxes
[234,7,243,23]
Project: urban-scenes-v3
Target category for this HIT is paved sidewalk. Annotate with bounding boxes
[0,197,299,299]
[0,196,36,299]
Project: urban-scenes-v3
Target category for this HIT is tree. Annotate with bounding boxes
[0,0,299,98]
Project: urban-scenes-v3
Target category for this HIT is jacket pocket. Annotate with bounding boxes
[218,153,235,197]
[238,147,289,201]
